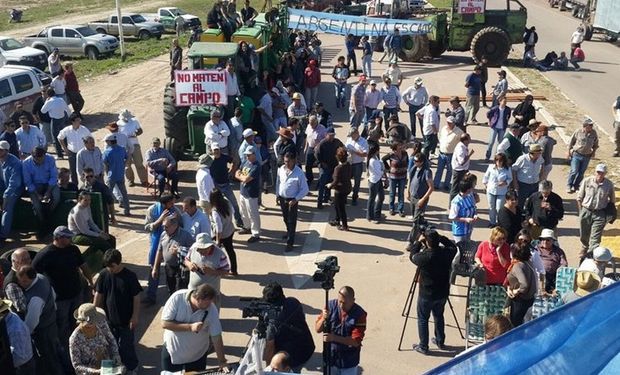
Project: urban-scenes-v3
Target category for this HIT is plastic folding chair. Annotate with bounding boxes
[465,285,507,349]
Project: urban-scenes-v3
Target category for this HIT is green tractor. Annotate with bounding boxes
[163,6,289,160]
[374,0,527,66]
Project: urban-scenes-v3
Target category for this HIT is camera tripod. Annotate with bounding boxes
[397,267,464,351]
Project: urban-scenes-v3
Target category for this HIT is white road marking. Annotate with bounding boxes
[284,211,333,289]
[117,234,148,250]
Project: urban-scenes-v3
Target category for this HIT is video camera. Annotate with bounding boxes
[241,299,283,338]
[312,256,340,290]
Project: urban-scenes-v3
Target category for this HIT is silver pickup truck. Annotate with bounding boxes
[23,25,119,60]
[89,14,165,40]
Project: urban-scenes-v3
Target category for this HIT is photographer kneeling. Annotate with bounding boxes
[262,282,315,372]
[410,229,457,355]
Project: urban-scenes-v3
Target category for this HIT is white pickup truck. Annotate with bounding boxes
[143,7,201,32]
[88,14,165,40]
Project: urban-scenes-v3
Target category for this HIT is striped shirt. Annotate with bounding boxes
[449,193,477,236]
[381,85,401,109]
[350,83,366,111]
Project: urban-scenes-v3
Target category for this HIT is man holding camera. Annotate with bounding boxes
[410,230,457,355]
[261,282,315,372]
[315,286,367,375]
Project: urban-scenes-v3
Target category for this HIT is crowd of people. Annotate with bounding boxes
[1,12,619,374]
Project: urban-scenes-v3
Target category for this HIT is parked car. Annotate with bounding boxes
[0,65,49,120]
[143,7,201,32]
[0,36,48,71]
[23,25,119,60]
[89,14,165,40]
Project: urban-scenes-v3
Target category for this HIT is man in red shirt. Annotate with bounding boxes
[64,63,85,117]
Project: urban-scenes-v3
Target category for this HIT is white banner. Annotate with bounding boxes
[174,70,228,106]
[287,7,432,37]
[458,0,485,14]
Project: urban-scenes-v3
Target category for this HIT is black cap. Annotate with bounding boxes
[314,102,323,107]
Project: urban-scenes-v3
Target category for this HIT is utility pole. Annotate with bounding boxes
[115,0,126,61]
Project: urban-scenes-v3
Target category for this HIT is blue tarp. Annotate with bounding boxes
[287,8,433,37]
[428,282,620,375]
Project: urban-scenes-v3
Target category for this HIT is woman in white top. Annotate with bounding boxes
[483,153,512,226]
[366,141,385,223]
[209,189,238,275]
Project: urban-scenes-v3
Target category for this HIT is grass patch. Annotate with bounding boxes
[426,0,454,9]
[1,0,146,33]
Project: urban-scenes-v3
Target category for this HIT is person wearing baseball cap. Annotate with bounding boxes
[204,109,231,156]
[402,76,429,137]
[0,139,23,244]
[235,145,261,243]
[239,128,263,166]
[578,246,612,281]
[185,233,231,291]
[567,117,599,193]
[511,142,544,208]
[576,163,615,261]
[535,228,568,293]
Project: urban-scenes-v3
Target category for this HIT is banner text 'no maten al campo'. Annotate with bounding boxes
[174,70,228,106]
[287,8,433,37]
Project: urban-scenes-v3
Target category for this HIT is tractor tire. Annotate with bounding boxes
[399,35,429,62]
[470,27,510,66]
[164,137,183,162]
[584,25,594,41]
[163,83,189,159]
[428,40,447,58]
[572,5,581,18]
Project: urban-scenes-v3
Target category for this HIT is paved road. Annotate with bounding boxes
[519,0,620,134]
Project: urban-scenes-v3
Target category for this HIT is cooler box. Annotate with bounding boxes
[232,26,264,48]
[200,28,225,43]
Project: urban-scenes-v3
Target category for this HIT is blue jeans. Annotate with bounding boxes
[408,104,424,137]
[433,153,452,189]
[389,178,406,213]
[362,54,372,77]
[486,192,505,226]
[217,182,243,227]
[417,296,447,350]
[146,271,159,301]
[50,116,66,158]
[350,109,364,128]
[335,82,347,108]
[383,107,398,126]
[422,134,438,156]
[567,153,590,190]
[0,194,18,239]
[317,167,333,207]
[351,162,363,201]
[111,325,138,371]
[108,179,130,214]
[305,148,316,186]
[29,184,60,223]
[486,128,506,160]
[366,181,384,220]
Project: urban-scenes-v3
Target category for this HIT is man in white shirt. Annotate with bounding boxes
[401,77,428,138]
[345,127,368,205]
[50,70,66,101]
[203,110,231,155]
[161,284,229,372]
[364,80,382,131]
[117,109,148,186]
[195,153,215,213]
[449,133,474,203]
[40,87,71,159]
[435,116,463,191]
[57,113,92,184]
[416,95,441,156]
[224,61,240,119]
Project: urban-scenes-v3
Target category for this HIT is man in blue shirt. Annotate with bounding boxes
[345,34,357,76]
[15,115,45,160]
[22,146,60,232]
[145,137,180,198]
[0,299,35,374]
[103,134,130,216]
[276,152,309,252]
[0,140,23,244]
[235,146,261,243]
[0,120,19,158]
[464,65,482,125]
[389,28,402,63]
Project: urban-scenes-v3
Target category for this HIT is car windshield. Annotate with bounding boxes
[171,8,186,16]
[0,38,25,51]
[76,27,97,36]
[130,15,147,23]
